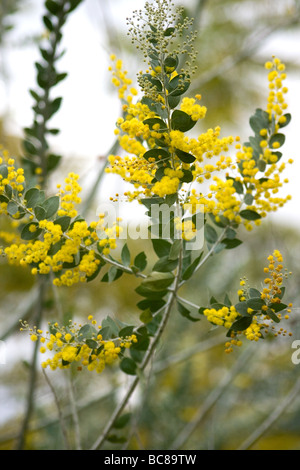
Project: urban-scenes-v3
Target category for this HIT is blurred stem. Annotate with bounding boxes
[42,368,70,450]
[90,238,184,450]
[179,227,227,289]
[67,370,82,450]
[237,376,300,450]
[81,138,120,217]
[170,344,256,450]
[153,333,225,374]
[0,285,40,341]
[15,276,46,450]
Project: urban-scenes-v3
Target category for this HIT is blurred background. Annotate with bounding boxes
[0,0,300,450]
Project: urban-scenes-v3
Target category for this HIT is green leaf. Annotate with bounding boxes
[4,185,11,200]
[120,357,137,375]
[139,308,153,324]
[68,0,83,12]
[86,263,103,283]
[164,55,178,72]
[143,118,167,131]
[0,164,8,179]
[54,216,71,232]
[101,266,123,283]
[171,110,196,132]
[175,148,195,163]
[101,316,119,338]
[135,284,168,299]
[168,73,190,97]
[119,325,135,337]
[224,294,232,307]
[180,169,193,183]
[47,154,61,172]
[136,298,165,312]
[42,196,60,219]
[106,435,127,444]
[45,0,61,15]
[141,271,174,291]
[177,301,200,322]
[169,239,181,260]
[143,148,170,162]
[249,108,269,135]
[167,95,181,109]
[131,327,150,351]
[228,316,253,333]
[265,308,280,323]
[85,339,98,350]
[222,238,243,249]
[164,26,175,36]
[113,413,132,430]
[47,97,63,119]
[226,176,244,194]
[249,288,261,298]
[21,223,43,241]
[181,253,202,281]
[152,255,178,273]
[134,252,147,271]
[34,205,47,221]
[269,133,285,149]
[23,139,38,155]
[7,201,19,217]
[24,188,41,209]
[269,302,287,313]
[247,297,266,310]
[43,15,54,31]
[240,209,261,221]
[235,302,250,316]
[244,193,254,205]
[121,243,131,266]
[78,324,98,341]
[204,224,218,244]
[278,113,291,129]
[151,239,171,257]
[257,159,266,172]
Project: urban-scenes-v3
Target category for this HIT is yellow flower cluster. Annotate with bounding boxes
[203,305,239,329]
[265,57,288,123]
[105,56,292,234]
[203,250,293,353]
[180,96,207,121]
[0,153,25,196]
[56,173,82,218]
[4,217,121,286]
[261,249,293,316]
[21,316,137,373]
[0,158,123,285]
[109,54,134,100]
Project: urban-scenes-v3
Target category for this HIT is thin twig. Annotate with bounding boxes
[153,333,225,374]
[170,344,256,450]
[67,370,82,450]
[14,277,46,450]
[90,240,184,450]
[0,285,40,341]
[237,376,300,450]
[42,368,71,450]
[179,228,227,288]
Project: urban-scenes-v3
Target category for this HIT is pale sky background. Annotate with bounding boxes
[0,0,299,229]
